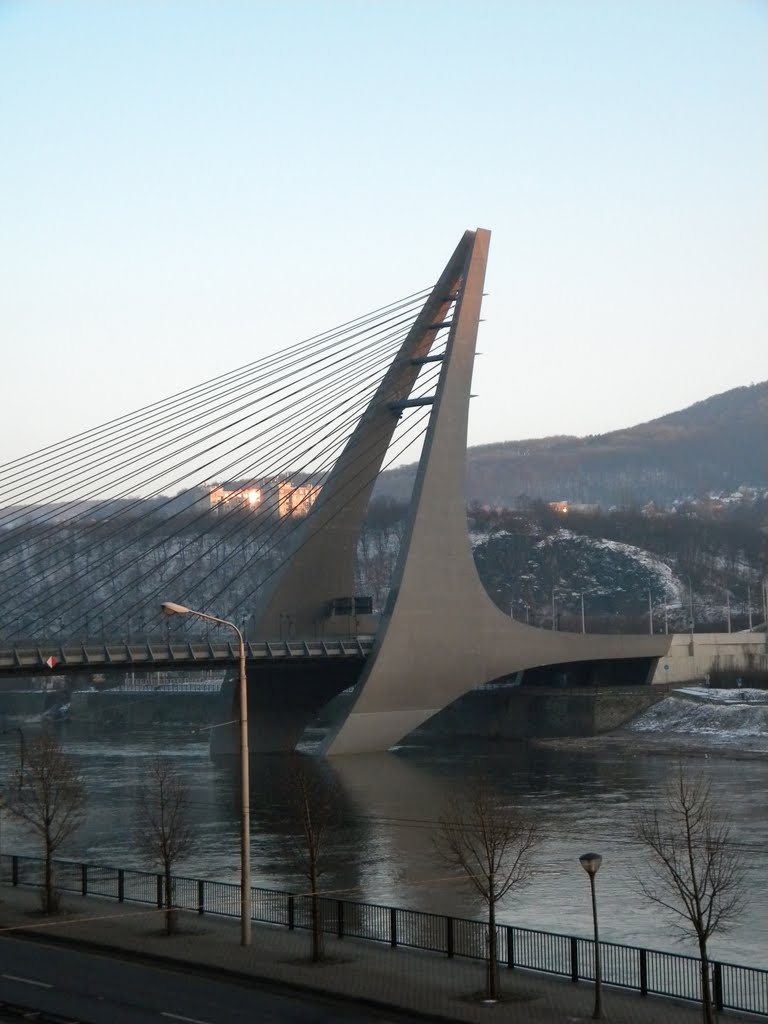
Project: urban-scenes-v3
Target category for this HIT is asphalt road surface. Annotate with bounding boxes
[0,936,419,1024]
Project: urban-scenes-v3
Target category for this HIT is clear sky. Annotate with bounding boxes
[1,0,766,465]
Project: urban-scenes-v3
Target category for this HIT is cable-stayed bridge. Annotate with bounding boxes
[2,229,758,756]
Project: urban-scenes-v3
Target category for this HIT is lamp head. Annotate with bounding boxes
[161,602,191,617]
[579,852,602,876]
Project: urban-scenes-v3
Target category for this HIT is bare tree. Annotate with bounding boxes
[435,778,543,1002]
[134,755,195,935]
[7,731,85,914]
[282,757,340,963]
[631,765,745,1024]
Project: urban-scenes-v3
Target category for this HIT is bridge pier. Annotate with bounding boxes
[209,658,364,760]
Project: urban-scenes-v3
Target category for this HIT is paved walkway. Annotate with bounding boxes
[0,885,751,1023]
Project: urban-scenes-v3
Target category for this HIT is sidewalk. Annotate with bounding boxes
[0,885,747,1023]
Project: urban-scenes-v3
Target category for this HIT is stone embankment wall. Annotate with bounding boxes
[415,685,669,741]
[0,689,224,726]
[68,690,223,727]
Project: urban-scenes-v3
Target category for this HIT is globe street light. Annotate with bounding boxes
[579,852,605,1020]
[161,601,251,946]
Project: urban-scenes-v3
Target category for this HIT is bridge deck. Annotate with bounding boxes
[0,638,374,675]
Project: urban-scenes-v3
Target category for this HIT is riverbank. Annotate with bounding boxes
[534,731,768,760]
[534,685,768,759]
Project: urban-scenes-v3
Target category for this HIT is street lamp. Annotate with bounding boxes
[579,852,605,1020]
[161,601,251,946]
[685,575,695,634]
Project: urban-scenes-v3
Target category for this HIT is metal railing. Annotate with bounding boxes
[2,853,766,1017]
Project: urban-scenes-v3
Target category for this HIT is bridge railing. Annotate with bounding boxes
[2,852,766,1016]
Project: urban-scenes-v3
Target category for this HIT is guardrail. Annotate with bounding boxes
[2,853,766,1017]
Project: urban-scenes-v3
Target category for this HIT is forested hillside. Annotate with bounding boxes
[0,490,765,641]
[377,381,768,508]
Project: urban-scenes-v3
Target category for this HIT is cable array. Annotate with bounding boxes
[0,288,446,642]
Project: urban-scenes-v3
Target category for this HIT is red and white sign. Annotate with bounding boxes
[45,656,58,669]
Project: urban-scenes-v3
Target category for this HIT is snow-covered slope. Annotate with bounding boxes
[629,688,768,747]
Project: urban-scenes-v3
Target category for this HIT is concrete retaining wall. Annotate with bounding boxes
[650,633,768,686]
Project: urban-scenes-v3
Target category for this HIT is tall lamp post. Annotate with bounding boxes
[161,602,251,946]
[579,852,605,1020]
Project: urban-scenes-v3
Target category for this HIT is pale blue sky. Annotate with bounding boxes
[1,0,766,465]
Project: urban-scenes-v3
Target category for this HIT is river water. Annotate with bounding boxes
[1,692,766,970]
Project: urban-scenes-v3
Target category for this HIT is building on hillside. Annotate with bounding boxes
[209,479,320,518]
[209,482,263,511]
[276,480,319,518]
[547,501,600,516]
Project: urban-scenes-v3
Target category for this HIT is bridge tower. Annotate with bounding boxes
[323,228,670,754]
[214,227,669,760]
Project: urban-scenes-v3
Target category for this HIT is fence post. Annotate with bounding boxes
[156,874,163,909]
[639,948,648,996]
[570,936,579,983]
[336,900,344,939]
[390,907,397,948]
[81,864,88,897]
[446,916,454,959]
[507,925,515,969]
[11,856,18,887]
[288,895,295,931]
[118,869,124,903]
[198,880,205,915]
[713,961,724,1012]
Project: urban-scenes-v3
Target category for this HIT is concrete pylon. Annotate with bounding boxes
[248,232,475,642]
[208,234,480,758]
[324,228,670,755]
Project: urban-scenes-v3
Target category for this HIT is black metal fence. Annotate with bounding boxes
[2,853,766,1017]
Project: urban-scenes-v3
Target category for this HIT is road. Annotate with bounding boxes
[0,936,418,1024]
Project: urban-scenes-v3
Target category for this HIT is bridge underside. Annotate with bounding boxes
[205,643,666,758]
[210,658,365,760]
[518,657,656,688]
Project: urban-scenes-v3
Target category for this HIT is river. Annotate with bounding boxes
[0,692,766,970]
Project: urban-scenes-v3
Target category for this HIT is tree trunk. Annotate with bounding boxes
[309,860,323,962]
[44,840,54,915]
[487,898,499,1001]
[164,863,175,935]
[699,937,715,1024]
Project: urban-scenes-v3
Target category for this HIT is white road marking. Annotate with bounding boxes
[1,972,53,988]
[161,1013,213,1024]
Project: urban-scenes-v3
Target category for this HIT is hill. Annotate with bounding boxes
[377,381,768,508]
